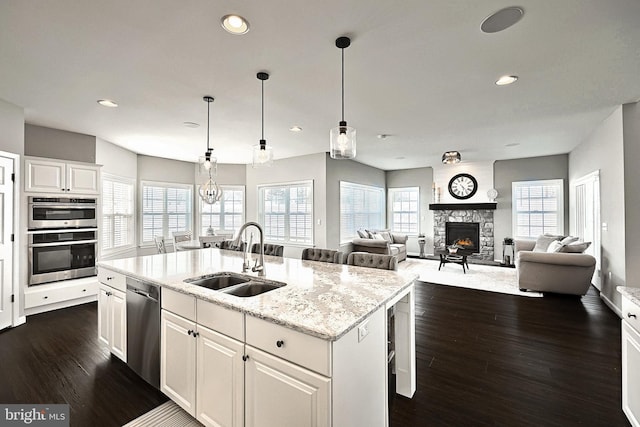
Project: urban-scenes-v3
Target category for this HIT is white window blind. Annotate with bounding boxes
[200,186,245,235]
[389,187,419,234]
[258,181,313,244]
[141,182,192,243]
[102,175,135,252]
[340,181,385,242]
[512,179,564,239]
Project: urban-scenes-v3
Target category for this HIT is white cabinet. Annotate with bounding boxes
[161,289,244,427]
[24,276,98,316]
[25,157,100,194]
[622,297,640,427]
[97,268,126,362]
[245,345,330,427]
[98,283,127,362]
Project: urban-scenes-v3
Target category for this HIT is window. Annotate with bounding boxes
[340,181,385,243]
[258,181,313,245]
[141,181,193,243]
[388,187,419,234]
[512,179,564,239]
[102,174,135,252]
[199,186,245,235]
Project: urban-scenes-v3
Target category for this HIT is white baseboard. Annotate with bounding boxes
[601,292,621,318]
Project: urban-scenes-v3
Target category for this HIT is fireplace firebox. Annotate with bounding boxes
[446,222,480,253]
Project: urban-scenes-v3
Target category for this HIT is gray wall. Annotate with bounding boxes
[245,153,326,258]
[195,163,246,187]
[137,154,195,184]
[326,154,386,250]
[25,124,95,163]
[0,98,25,155]
[623,102,640,291]
[569,107,625,308]
[96,137,137,179]
[385,167,433,255]
[494,154,569,261]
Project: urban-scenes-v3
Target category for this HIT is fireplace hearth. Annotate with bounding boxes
[446,222,480,253]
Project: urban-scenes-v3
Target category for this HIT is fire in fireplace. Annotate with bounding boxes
[446,222,480,253]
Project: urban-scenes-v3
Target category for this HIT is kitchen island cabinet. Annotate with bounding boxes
[98,248,417,427]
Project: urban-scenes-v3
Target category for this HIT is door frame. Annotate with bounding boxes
[571,170,601,289]
[0,150,23,328]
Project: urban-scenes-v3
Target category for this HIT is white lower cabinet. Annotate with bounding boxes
[244,345,330,427]
[97,283,126,362]
[622,295,640,427]
[160,308,244,427]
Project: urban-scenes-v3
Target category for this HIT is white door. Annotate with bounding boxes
[196,325,244,427]
[161,310,197,416]
[0,156,14,330]
[572,171,601,289]
[245,346,330,427]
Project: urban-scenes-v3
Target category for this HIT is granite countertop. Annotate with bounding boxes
[618,286,640,307]
[98,249,418,341]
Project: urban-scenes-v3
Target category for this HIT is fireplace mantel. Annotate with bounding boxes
[429,203,497,211]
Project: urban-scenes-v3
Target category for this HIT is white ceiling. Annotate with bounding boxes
[1,0,639,170]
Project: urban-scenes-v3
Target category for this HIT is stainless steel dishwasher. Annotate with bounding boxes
[126,277,161,388]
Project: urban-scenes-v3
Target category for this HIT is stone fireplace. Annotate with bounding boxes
[430,203,496,261]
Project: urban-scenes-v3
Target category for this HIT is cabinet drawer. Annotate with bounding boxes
[162,288,196,321]
[622,297,640,333]
[98,268,126,293]
[246,315,331,376]
[25,280,98,309]
[196,299,244,341]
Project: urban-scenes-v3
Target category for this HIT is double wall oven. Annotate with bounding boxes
[28,197,98,286]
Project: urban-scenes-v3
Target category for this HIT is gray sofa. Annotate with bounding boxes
[515,239,596,295]
[352,231,408,262]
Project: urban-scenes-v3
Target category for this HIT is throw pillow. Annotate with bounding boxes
[364,229,374,238]
[560,241,591,253]
[356,229,367,238]
[546,240,564,253]
[372,233,385,241]
[533,235,562,252]
[378,231,392,242]
[560,236,579,245]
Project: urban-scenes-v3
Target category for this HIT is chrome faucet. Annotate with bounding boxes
[233,221,265,276]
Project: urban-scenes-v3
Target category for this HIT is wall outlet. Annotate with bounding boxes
[358,321,369,342]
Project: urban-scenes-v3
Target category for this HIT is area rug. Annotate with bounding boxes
[400,258,543,297]
[123,401,201,427]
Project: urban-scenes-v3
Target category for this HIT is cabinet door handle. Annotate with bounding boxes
[43,296,48,299]
[276,340,284,348]
[187,329,193,336]
[629,313,637,319]
[242,355,249,362]
[193,331,200,338]
[106,277,113,280]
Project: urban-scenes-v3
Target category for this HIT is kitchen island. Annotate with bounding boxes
[98,248,417,427]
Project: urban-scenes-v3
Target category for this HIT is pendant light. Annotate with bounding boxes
[199,96,223,204]
[252,72,274,167]
[330,36,356,159]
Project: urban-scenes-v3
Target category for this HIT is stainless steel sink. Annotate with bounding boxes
[184,272,285,297]
[183,272,251,290]
[221,281,285,297]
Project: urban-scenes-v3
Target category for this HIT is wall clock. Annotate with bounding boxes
[448,173,478,200]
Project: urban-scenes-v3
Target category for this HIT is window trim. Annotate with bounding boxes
[257,179,314,246]
[101,173,136,255]
[387,186,420,236]
[339,181,386,244]
[139,180,194,246]
[197,185,246,236]
[511,179,564,240]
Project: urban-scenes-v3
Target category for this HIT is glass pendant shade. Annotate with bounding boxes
[330,121,356,159]
[442,151,461,164]
[252,140,273,167]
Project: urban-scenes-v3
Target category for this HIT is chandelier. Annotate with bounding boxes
[199,96,223,204]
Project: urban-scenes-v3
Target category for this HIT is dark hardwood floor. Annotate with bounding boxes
[0,283,629,427]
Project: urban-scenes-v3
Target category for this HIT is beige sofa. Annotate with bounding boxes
[352,231,408,262]
[515,239,596,295]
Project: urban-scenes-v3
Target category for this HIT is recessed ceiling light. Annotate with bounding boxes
[481,7,524,33]
[289,126,303,132]
[97,99,118,107]
[496,75,518,86]
[183,122,200,128]
[505,142,520,147]
[221,14,250,35]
